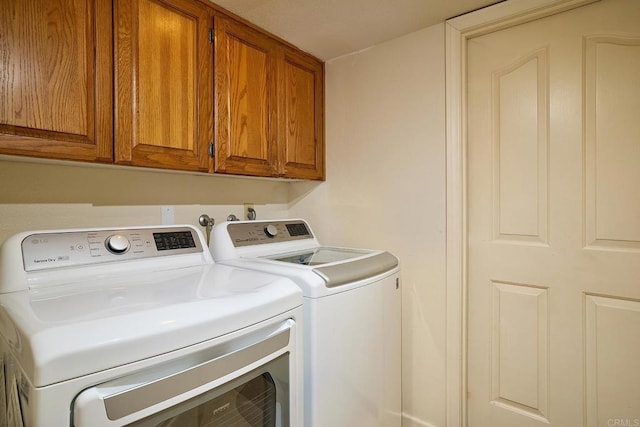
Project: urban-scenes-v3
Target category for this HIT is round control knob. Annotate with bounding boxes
[105,234,130,254]
[264,224,278,238]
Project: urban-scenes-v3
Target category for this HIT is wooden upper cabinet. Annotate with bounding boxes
[115,0,213,172]
[0,0,113,162]
[213,15,278,177]
[1,0,324,179]
[214,15,325,180]
[279,48,325,180]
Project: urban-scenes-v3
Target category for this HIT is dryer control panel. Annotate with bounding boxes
[21,226,203,271]
[227,220,314,247]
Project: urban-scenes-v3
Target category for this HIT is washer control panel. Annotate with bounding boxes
[21,227,202,271]
[227,220,314,247]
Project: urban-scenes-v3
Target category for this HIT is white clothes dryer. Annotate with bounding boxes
[210,219,401,427]
[0,225,303,426]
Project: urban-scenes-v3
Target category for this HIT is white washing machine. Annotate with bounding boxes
[0,225,303,426]
[210,219,401,427]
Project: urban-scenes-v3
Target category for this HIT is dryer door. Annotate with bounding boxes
[73,320,296,427]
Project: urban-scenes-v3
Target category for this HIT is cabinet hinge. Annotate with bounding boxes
[208,28,214,44]
[208,142,215,158]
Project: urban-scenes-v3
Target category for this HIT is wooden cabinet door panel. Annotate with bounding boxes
[214,16,278,177]
[0,0,112,161]
[279,49,324,180]
[115,0,212,172]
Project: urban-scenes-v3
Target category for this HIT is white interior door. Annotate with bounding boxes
[467,0,640,426]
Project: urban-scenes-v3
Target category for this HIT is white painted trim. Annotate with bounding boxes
[444,19,466,427]
[443,1,599,426]
[403,412,439,427]
[448,0,599,35]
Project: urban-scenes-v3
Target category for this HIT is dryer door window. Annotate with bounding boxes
[128,369,281,427]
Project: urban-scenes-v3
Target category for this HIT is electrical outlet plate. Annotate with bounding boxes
[161,206,175,225]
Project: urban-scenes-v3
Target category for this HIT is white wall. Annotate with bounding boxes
[289,23,447,427]
[0,159,290,243]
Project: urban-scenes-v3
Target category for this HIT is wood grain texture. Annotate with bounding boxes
[279,48,325,180]
[0,0,323,177]
[214,15,278,177]
[138,0,195,151]
[228,34,268,160]
[115,0,212,171]
[214,15,324,179]
[0,0,112,162]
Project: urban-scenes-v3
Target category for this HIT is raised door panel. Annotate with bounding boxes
[0,0,112,162]
[585,295,640,426]
[214,16,277,177]
[279,49,325,180]
[584,35,640,250]
[115,0,212,172]
[492,49,548,244]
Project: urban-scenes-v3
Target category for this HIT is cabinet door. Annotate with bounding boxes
[278,48,324,180]
[115,0,213,172]
[214,16,278,177]
[0,0,112,162]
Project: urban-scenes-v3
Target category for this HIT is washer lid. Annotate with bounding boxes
[267,248,398,288]
[0,264,302,387]
[311,251,398,288]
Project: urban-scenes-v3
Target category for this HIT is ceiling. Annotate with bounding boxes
[210,0,500,61]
